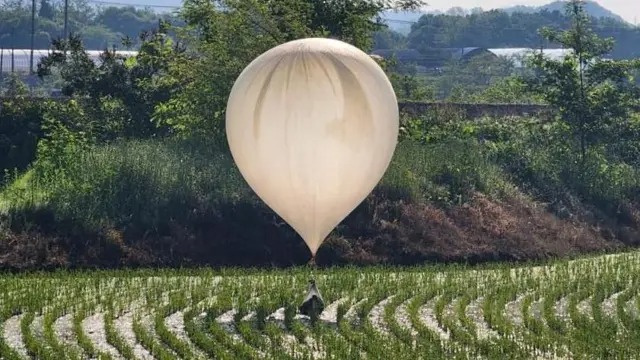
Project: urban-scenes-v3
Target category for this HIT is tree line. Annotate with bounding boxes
[375,8,640,60]
[0,0,178,50]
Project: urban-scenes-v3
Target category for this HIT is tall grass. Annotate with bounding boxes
[2,135,513,232]
[381,138,514,205]
[3,137,251,230]
[4,113,637,233]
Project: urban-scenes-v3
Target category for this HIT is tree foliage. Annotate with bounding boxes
[153,0,425,138]
[0,0,175,50]
[33,22,185,147]
[0,99,44,177]
[523,0,640,166]
[404,8,640,60]
[38,0,55,20]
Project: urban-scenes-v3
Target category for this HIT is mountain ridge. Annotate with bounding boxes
[501,0,626,23]
[381,0,628,34]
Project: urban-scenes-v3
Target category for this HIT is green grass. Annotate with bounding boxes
[1,137,250,228]
[0,170,47,213]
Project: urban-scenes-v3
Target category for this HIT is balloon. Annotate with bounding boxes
[225,37,399,256]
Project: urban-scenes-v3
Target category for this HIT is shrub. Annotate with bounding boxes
[383,139,513,206]
[25,137,249,230]
[0,99,45,179]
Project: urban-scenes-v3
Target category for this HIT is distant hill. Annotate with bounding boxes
[381,1,627,35]
[502,1,627,23]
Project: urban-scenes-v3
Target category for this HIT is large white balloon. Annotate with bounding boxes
[226,37,399,256]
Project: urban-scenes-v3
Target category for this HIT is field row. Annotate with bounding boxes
[0,253,639,359]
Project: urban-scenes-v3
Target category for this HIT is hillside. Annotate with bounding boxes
[1,113,638,270]
[401,7,640,59]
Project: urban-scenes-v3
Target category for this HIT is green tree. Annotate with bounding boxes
[0,99,45,175]
[390,73,434,101]
[0,0,169,50]
[37,23,183,140]
[434,52,516,99]
[470,75,541,104]
[2,73,29,97]
[523,0,640,167]
[38,0,55,20]
[95,6,159,40]
[373,28,406,50]
[154,0,426,138]
[34,99,91,178]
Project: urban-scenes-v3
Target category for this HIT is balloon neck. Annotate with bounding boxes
[308,255,316,267]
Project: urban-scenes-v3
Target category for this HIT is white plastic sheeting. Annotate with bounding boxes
[0,49,138,73]
[487,48,574,68]
[226,38,399,256]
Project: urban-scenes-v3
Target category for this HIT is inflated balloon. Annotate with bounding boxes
[226,37,399,257]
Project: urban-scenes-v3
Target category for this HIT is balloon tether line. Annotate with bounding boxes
[300,253,324,321]
[308,254,317,282]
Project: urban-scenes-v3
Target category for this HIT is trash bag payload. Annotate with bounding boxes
[299,279,324,317]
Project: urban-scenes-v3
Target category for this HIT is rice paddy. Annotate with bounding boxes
[1,251,639,359]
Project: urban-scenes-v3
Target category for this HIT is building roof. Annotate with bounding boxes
[370,49,422,62]
[487,48,573,67]
[446,47,488,61]
[371,47,496,67]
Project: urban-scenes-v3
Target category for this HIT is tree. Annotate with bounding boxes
[405,8,640,59]
[37,22,184,140]
[153,0,426,138]
[523,0,640,168]
[95,6,158,40]
[433,52,516,99]
[0,0,167,50]
[38,0,55,20]
[2,73,29,97]
[373,28,406,49]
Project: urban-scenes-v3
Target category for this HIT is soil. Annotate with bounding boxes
[0,191,638,271]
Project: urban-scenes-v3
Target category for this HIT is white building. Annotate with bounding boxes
[0,49,138,74]
[487,48,574,68]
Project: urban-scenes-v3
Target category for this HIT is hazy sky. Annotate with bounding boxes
[423,1,640,24]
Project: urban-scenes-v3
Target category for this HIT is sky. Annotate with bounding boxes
[422,0,640,24]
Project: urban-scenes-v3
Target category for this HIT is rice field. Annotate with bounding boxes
[1,252,639,360]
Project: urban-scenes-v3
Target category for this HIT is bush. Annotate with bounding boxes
[1,113,638,268]
[2,131,515,232]
[382,138,513,206]
[491,119,640,217]
[23,137,249,230]
[0,99,45,179]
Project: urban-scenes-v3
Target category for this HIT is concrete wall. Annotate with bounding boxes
[2,97,638,121]
[398,101,556,120]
